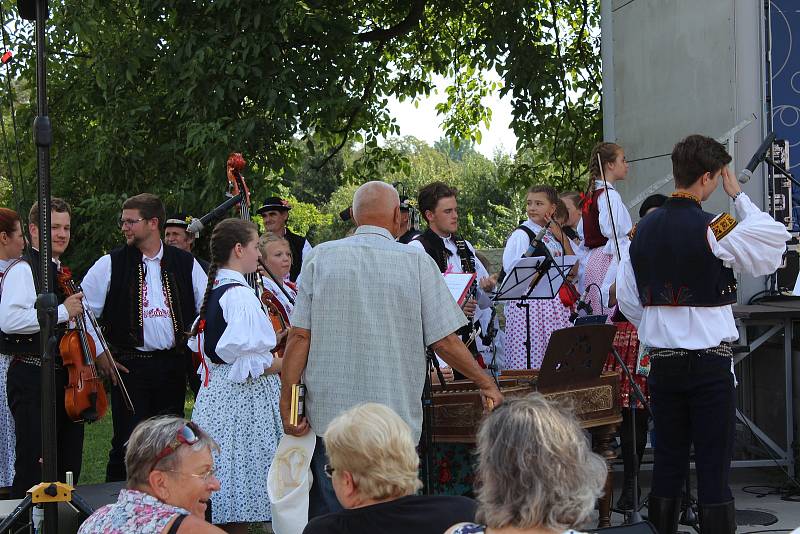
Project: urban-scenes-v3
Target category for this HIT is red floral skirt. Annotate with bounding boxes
[604,321,650,408]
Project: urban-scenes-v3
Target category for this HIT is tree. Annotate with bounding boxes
[0,0,600,271]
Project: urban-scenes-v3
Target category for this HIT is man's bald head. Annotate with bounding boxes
[352,181,401,236]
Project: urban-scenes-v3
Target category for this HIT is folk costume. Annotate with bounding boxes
[501,221,571,370]
[189,269,283,524]
[82,242,207,482]
[0,258,16,489]
[582,181,632,317]
[0,250,86,497]
[617,191,790,531]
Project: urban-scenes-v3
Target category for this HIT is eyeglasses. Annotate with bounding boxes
[151,422,201,471]
[164,467,217,482]
[323,464,335,478]
[118,217,148,228]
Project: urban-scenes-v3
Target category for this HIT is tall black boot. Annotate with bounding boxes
[647,495,680,534]
[699,500,736,533]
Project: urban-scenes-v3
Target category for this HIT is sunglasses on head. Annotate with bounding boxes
[151,422,201,471]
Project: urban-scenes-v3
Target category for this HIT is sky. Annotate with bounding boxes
[382,73,518,158]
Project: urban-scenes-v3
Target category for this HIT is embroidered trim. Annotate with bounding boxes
[628,223,637,240]
[710,213,737,241]
[671,191,701,203]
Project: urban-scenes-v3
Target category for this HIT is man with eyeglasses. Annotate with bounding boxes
[82,193,208,482]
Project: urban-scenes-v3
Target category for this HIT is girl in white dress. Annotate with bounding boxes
[0,208,25,491]
[502,186,576,369]
[188,218,283,533]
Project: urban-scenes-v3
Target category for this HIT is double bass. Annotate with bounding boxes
[226,153,293,355]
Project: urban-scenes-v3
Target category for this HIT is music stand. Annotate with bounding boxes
[536,324,616,391]
[494,255,577,369]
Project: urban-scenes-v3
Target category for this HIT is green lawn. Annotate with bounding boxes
[80,396,195,485]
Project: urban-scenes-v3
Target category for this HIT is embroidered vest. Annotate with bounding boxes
[629,197,737,307]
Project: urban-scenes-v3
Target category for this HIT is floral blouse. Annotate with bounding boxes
[450,524,585,534]
[77,488,190,534]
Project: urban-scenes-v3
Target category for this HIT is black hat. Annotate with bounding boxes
[257,196,291,214]
[639,194,668,218]
[164,213,191,229]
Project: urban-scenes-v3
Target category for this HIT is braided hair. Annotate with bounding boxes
[190,218,258,336]
[585,142,622,199]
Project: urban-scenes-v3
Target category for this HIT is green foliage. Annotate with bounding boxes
[0,0,600,270]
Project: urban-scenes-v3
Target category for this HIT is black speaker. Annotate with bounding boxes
[16,0,48,21]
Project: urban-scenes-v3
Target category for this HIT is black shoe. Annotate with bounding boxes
[647,494,681,534]
[699,500,736,534]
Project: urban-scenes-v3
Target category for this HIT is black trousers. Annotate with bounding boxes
[6,360,85,498]
[648,352,736,505]
[105,352,186,482]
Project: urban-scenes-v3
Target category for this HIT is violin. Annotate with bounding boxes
[58,275,108,423]
[258,259,292,357]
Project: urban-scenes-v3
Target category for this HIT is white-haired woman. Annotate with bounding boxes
[446,394,608,534]
[302,403,476,534]
[78,416,224,534]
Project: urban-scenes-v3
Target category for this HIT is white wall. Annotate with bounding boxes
[603,0,769,301]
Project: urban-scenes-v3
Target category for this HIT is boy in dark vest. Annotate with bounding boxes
[0,199,86,497]
[617,134,790,533]
[81,193,208,481]
[257,196,312,283]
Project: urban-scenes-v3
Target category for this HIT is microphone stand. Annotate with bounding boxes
[420,348,445,495]
[598,156,648,524]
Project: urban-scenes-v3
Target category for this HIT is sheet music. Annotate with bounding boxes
[443,272,476,305]
[495,255,577,301]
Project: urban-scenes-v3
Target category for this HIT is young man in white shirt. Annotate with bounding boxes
[82,193,207,481]
[0,199,86,497]
[617,135,790,533]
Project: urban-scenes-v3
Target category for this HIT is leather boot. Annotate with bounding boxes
[699,500,736,533]
[647,495,681,534]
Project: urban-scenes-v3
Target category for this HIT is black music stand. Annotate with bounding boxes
[536,324,616,390]
[494,255,577,369]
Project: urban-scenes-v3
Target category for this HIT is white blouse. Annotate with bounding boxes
[616,192,791,349]
[188,269,277,383]
[502,220,566,274]
[261,275,296,318]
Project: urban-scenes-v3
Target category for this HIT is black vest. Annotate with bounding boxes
[0,249,67,355]
[103,244,197,351]
[397,228,422,244]
[629,197,737,307]
[202,283,240,364]
[285,229,307,283]
[414,229,451,273]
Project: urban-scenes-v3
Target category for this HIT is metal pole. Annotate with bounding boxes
[31,0,58,530]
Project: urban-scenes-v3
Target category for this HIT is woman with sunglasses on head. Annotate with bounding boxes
[78,416,225,534]
[187,218,283,534]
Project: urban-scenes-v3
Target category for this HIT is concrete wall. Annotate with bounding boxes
[603,0,769,302]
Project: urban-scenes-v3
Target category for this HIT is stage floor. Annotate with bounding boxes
[608,467,800,532]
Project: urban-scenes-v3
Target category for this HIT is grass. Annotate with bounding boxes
[80,393,271,533]
[80,396,195,485]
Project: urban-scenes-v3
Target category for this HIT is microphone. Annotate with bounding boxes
[738,132,776,183]
[187,194,243,234]
[523,221,552,257]
[569,287,594,322]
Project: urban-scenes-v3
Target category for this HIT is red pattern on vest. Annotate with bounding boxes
[582,188,608,249]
